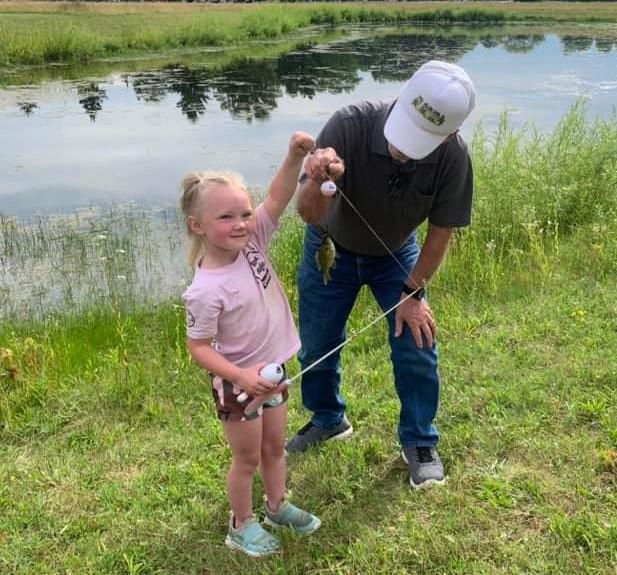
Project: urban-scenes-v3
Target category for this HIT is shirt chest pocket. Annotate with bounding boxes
[398,182,436,228]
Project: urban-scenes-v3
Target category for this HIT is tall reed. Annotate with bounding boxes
[439,103,617,296]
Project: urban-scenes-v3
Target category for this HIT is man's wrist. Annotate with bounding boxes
[402,283,425,300]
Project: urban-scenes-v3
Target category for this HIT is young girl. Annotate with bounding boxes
[180,132,320,557]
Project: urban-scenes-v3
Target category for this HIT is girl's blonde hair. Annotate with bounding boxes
[180,171,249,267]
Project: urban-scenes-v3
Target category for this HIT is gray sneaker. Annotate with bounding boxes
[285,416,353,454]
[401,446,445,489]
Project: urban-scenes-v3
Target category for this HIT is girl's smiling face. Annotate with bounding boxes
[188,182,254,264]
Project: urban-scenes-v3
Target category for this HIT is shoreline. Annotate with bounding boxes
[2,2,617,67]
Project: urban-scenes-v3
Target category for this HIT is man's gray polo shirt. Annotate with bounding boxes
[316,100,473,256]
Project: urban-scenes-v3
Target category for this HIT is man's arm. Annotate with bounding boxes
[296,177,332,225]
[405,223,453,289]
[394,223,453,348]
[296,148,345,224]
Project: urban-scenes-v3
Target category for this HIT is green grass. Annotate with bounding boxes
[1,107,617,573]
[3,1,617,67]
[2,20,616,88]
[0,4,508,67]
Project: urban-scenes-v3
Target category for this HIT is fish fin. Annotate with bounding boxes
[315,251,322,271]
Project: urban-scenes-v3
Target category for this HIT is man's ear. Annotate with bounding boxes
[187,216,204,236]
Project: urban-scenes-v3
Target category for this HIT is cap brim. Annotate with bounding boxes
[384,118,444,160]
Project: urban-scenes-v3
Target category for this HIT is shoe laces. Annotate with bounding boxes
[416,446,434,463]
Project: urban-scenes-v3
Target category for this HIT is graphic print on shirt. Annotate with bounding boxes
[186,309,196,328]
[244,241,272,289]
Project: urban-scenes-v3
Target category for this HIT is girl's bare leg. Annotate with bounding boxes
[222,417,263,528]
[260,403,287,511]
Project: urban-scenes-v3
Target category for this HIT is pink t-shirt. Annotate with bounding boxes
[182,204,300,368]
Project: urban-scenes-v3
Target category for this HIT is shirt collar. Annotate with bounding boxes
[372,100,442,166]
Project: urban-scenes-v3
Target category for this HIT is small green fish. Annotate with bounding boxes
[315,233,336,285]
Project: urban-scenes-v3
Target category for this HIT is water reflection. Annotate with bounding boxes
[488,34,545,53]
[77,83,108,122]
[115,32,504,123]
[562,35,595,54]
[17,101,37,116]
[595,38,615,52]
[1,26,616,218]
[16,30,615,124]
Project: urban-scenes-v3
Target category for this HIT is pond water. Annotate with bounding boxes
[1,23,617,319]
[1,24,616,217]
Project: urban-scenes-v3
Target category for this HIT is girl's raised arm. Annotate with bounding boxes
[263,131,314,223]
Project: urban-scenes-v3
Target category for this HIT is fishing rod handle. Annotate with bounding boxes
[237,362,285,403]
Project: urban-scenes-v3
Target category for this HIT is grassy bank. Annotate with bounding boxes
[1,1,617,67]
[4,20,614,88]
[1,109,616,573]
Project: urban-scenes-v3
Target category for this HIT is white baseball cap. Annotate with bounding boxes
[384,60,476,160]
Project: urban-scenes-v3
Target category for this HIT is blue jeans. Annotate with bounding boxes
[297,224,439,447]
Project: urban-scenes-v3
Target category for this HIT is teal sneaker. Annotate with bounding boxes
[225,515,279,557]
[264,498,321,535]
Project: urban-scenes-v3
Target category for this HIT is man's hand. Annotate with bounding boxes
[289,131,315,160]
[304,147,344,183]
[235,363,276,397]
[394,296,436,348]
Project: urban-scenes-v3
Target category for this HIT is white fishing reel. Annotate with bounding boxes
[237,363,285,403]
[320,180,338,197]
